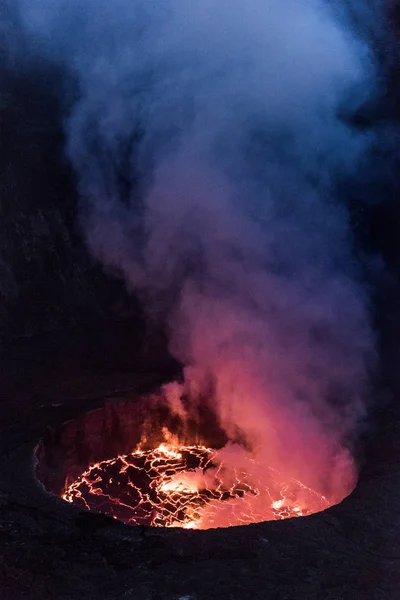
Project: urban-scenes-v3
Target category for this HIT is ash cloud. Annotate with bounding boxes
[15,1,380,498]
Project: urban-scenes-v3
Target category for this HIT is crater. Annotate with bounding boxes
[35,391,333,529]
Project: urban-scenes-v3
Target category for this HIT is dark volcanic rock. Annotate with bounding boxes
[0,37,136,337]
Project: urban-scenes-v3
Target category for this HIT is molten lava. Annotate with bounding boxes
[63,443,330,529]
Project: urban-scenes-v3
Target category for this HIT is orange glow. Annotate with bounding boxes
[62,441,330,529]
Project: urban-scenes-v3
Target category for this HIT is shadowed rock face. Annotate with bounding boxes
[0,48,136,336]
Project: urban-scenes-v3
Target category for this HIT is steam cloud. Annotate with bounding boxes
[15,1,380,499]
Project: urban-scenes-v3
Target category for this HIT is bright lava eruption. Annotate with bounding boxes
[62,442,331,529]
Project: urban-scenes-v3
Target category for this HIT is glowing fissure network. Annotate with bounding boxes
[63,442,330,529]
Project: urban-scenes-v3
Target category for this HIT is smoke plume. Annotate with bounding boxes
[16,1,380,499]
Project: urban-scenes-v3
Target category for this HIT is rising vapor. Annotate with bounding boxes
[15,0,380,499]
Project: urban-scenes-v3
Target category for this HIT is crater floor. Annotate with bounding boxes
[0,322,399,600]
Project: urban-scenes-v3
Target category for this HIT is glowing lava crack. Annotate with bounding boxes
[63,444,330,529]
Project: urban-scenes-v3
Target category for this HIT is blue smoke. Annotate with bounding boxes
[14,0,382,496]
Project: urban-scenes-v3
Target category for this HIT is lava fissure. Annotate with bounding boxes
[63,443,330,529]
